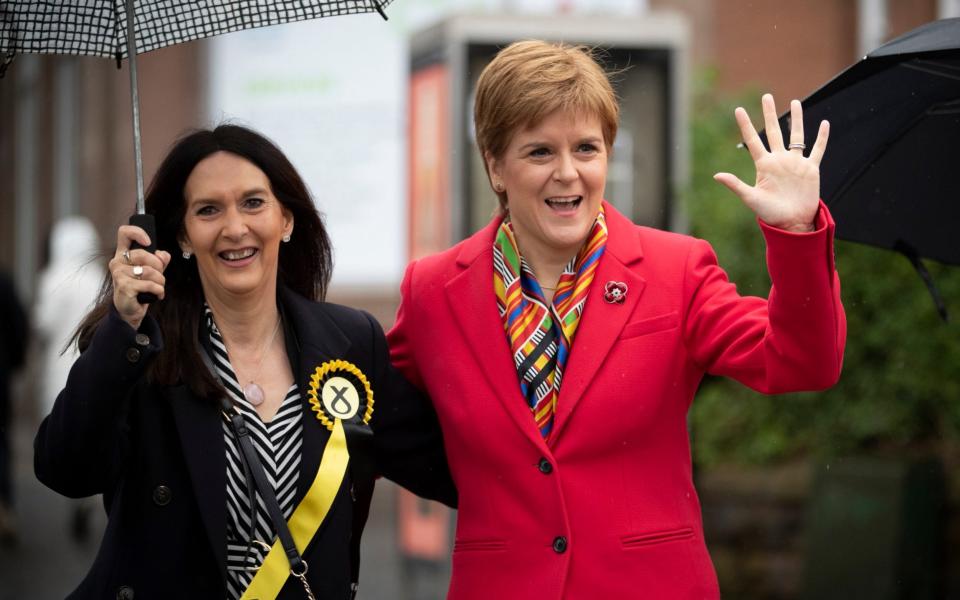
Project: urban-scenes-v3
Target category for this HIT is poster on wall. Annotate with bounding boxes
[205,16,407,287]
[408,64,450,261]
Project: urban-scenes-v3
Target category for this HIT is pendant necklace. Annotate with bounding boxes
[241,316,282,407]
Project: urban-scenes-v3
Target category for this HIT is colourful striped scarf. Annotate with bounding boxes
[493,209,607,439]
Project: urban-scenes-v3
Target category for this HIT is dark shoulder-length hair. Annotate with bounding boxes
[74,124,333,402]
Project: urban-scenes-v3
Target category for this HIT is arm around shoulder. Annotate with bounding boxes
[365,309,457,508]
[385,259,425,389]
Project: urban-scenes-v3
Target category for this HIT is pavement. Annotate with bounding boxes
[0,406,451,599]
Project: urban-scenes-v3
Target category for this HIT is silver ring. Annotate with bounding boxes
[122,250,132,265]
[788,142,806,151]
[132,265,144,280]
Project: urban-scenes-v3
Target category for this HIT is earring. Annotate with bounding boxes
[282,234,291,243]
[495,181,504,192]
[182,251,192,259]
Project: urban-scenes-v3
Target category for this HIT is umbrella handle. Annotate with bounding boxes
[894,241,949,323]
[129,213,158,305]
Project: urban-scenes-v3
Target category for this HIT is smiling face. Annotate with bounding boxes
[487,109,608,267]
[180,151,293,301]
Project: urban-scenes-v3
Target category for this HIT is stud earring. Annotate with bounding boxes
[495,181,504,192]
[182,251,192,259]
[282,234,291,243]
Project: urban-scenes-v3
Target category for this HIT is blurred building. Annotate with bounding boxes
[2,0,955,310]
[3,0,956,312]
[650,0,957,101]
[0,43,204,300]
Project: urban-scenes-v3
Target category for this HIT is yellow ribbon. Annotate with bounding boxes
[240,418,350,600]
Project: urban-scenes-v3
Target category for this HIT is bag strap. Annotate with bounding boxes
[221,399,307,575]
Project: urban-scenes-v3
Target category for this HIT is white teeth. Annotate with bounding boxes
[545,196,582,207]
[222,248,256,260]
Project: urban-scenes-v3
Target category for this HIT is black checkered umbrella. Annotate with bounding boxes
[0,0,392,216]
[2,1,390,64]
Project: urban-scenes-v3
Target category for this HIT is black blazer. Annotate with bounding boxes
[34,288,456,599]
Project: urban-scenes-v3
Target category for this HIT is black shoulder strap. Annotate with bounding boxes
[221,398,308,576]
[200,323,311,596]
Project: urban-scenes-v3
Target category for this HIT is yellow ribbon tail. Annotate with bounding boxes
[240,418,350,600]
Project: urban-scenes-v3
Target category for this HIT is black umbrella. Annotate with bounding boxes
[1,0,390,300]
[764,18,960,319]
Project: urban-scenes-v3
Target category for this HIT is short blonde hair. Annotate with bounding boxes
[474,40,620,209]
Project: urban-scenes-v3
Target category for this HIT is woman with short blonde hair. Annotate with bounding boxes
[474,40,620,211]
[389,40,845,599]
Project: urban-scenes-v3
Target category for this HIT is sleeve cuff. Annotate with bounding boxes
[759,200,837,277]
[758,200,837,251]
[758,200,832,238]
[88,308,164,376]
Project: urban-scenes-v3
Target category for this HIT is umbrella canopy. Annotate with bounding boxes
[1,0,390,63]
[767,18,960,267]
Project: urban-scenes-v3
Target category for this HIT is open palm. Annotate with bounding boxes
[714,94,829,233]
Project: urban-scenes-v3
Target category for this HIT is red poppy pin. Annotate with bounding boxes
[604,281,628,304]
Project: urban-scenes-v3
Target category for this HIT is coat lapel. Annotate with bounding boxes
[169,384,228,581]
[445,219,551,454]
[551,203,646,442]
[278,288,346,499]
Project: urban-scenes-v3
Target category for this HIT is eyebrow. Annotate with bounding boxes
[188,187,270,206]
[517,141,547,152]
[517,136,604,152]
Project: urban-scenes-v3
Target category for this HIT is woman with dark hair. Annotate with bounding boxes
[35,124,455,600]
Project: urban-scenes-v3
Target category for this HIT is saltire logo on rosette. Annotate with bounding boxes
[307,359,374,431]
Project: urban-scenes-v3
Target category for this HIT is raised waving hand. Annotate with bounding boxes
[714,93,829,233]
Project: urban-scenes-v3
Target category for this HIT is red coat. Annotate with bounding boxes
[388,201,845,599]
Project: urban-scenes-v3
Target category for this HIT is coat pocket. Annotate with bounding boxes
[621,526,694,548]
[618,311,680,340]
[453,538,507,553]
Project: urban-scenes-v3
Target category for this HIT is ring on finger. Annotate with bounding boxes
[788,142,806,151]
[132,265,144,280]
[122,250,132,265]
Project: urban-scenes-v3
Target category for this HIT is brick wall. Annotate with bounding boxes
[653,0,938,100]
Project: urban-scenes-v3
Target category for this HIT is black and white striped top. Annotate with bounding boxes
[204,308,303,600]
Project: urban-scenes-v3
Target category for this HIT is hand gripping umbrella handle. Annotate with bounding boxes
[129,213,158,305]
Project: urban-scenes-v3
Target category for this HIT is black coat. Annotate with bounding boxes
[34,288,456,599]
